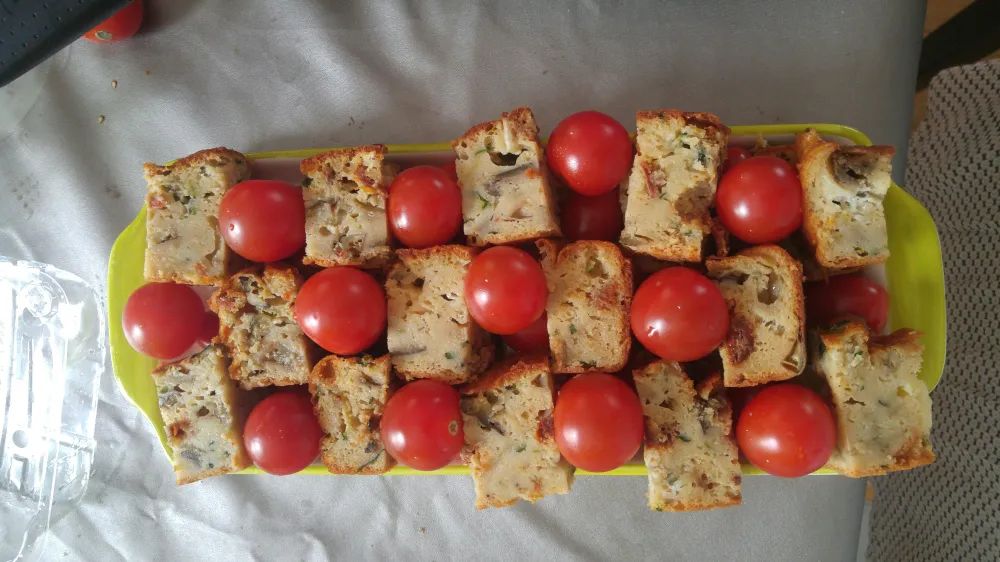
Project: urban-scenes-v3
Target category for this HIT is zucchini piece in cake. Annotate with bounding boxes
[452,107,561,246]
[152,344,251,484]
[795,130,893,268]
[620,110,729,262]
[813,320,935,477]
[633,361,741,512]
[460,355,574,509]
[300,145,396,268]
[144,148,250,285]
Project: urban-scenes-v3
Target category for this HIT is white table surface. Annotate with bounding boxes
[0,1,925,560]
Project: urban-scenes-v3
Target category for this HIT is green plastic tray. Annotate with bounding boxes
[107,123,946,476]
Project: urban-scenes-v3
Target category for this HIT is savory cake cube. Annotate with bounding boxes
[633,361,741,512]
[151,344,251,484]
[385,246,493,384]
[452,107,561,245]
[309,354,395,475]
[795,130,894,268]
[536,240,632,373]
[300,145,395,268]
[144,147,250,285]
[706,245,806,387]
[209,264,315,389]
[620,110,729,262]
[460,355,574,509]
[813,320,935,477]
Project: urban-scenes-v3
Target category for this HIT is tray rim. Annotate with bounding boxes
[107,122,946,477]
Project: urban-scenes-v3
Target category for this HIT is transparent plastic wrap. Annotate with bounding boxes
[0,258,105,562]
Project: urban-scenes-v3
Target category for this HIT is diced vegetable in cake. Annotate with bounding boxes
[144,147,250,285]
[386,245,493,384]
[460,356,574,509]
[151,344,251,484]
[300,145,396,268]
[633,361,741,512]
[309,354,394,474]
[452,107,561,245]
[536,240,632,373]
[813,320,934,477]
[620,110,728,262]
[209,264,315,389]
[706,245,806,387]
[795,130,893,268]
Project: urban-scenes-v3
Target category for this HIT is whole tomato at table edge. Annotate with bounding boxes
[122,282,208,361]
[243,392,324,475]
[295,267,386,355]
[381,380,464,471]
[553,373,645,472]
[83,0,144,43]
[805,275,890,333]
[561,188,624,242]
[219,179,306,263]
[736,383,836,478]
[722,146,753,175]
[546,111,633,196]
[464,246,547,335]
[716,156,803,244]
[630,267,729,362]
[388,165,463,249]
[502,311,550,353]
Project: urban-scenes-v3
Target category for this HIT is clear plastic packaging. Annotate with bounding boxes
[0,258,105,562]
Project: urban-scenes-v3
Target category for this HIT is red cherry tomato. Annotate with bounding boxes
[546,111,633,196]
[464,247,547,335]
[722,146,752,175]
[122,283,207,361]
[805,275,890,333]
[737,384,836,477]
[440,161,459,183]
[388,166,463,249]
[195,311,220,348]
[243,392,324,475]
[716,156,803,244]
[553,373,644,472]
[630,267,729,362]
[381,380,464,471]
[502,312,550,353]
[295,267,386,355]
[83,0,143,43]
[219,180,306,262]
[561,189,624,241]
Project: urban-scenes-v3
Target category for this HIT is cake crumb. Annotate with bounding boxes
[98,115,105,124]
[111,79,118,89]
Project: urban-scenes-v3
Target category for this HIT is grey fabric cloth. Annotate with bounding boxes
[0,1,928,560]
[868,60,1000,562]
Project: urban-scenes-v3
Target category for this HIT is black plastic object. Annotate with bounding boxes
[0,0,130,88]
